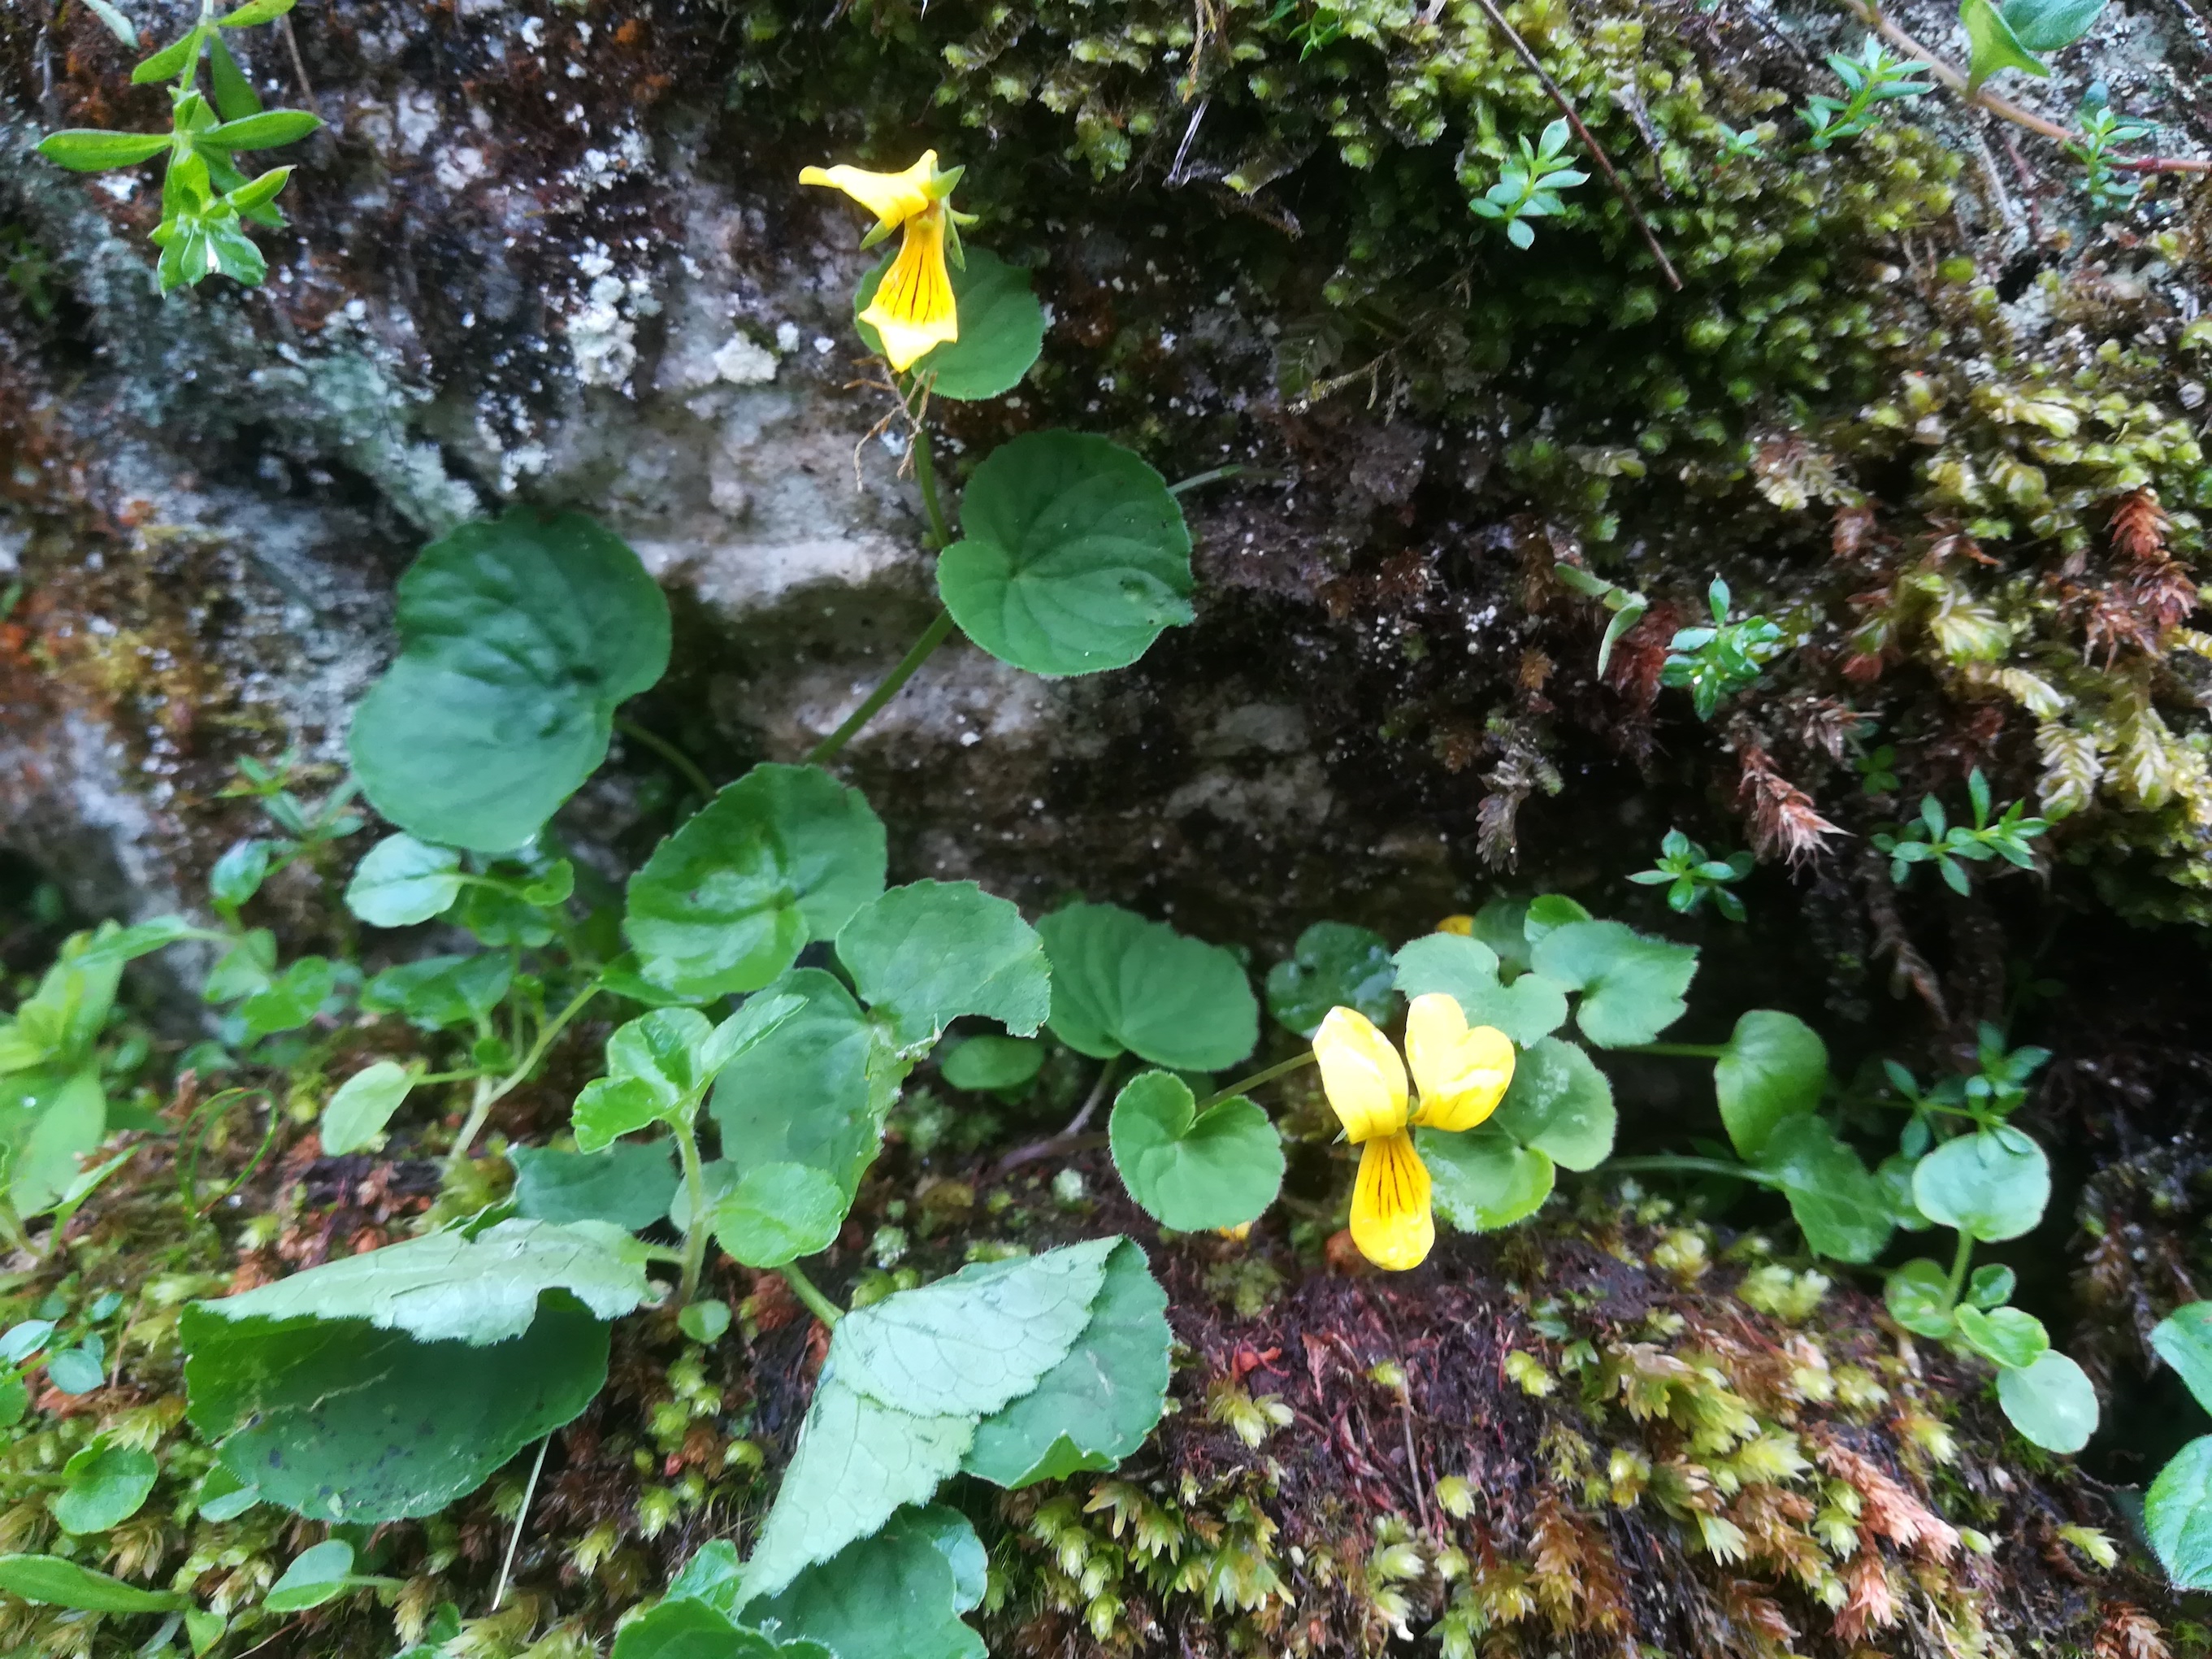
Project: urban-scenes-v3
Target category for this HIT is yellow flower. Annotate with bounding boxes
[800,150,971,374]
[1312,996,1515,1271]
[1438,914,1475,936]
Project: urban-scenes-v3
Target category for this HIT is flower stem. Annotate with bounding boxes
[912,428,956,549]
[1167,464,1245,497]
[779,1262,844,1328]
[1943,1228,1976,1309]
[616,716,715,801]
[445,977,605,1170]
[674,1117,712,1307]
[1603,1154,1789,1189]
[806,608,957,766]
[1619,1042,1729,1060]
[1199,1052,1317,1110]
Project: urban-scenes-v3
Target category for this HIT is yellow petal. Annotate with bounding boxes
[1406,992,1516,1131]
[1313,1005,1409,1144]
[857,208,959,372]
[798,150,939,232]
[1351,1131,1433,1271]
[1438,914,1475,936]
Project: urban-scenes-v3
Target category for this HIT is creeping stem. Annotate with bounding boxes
[616,716,716,801]
[445,977,606,1170]
[779,1262,844,1327]
[807,609,958,765]
[674,1115,713,1307]
[1603,1155,1793,1189]
[1620,1042,1728,1060]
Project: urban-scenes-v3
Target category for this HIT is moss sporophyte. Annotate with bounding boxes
[1312,997,1515,1271]
[801,151,975,372]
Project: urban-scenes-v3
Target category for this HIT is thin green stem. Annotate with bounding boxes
[490,1434,551,1614]
[0,1198,31,1256]
[1619,1042,1729,1060]
[1199,1052,1318,1110]
[911,429,956,549]
[674,1117,712,1307]
[779,1262,844,1328]
[1604,1154,1790,1190]
[616,716,716,801]
[445,978,605,1170]
[806,609,957,766]
[1167,464,1245,497]
[1943,1228,1976,1309]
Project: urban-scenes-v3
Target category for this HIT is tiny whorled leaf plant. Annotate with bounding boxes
[1629,830,1754,921]
[1872,768,2049,895]
[35,0,323,292]
[1468,117,1589,249]
[1799,37,1934,149]
[1660,577,1788,719]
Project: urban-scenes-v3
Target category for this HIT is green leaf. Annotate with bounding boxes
[1955,1304,2049,1370]
[50,1443,158,1534]
[939,1035,1043,1092]
[709,1162,849,1267]
[510,1144,679,1231]
[1490,1036,1616,1170]
[740,1240,1117,1600]
[962,1240,1171,1487]
[1419,1127,1555,1231]
[1391,933,1569,1048]
[1876,1152,1930,1230]
[349,510,672,852]
[37,129,172,171]
[1265,922,1399,1039]
[345,834,464,926]
[10,1067,106,1215]
[744,1507,987,1659]
[937,431,1195,677]
[219,0,298,25]
[2002,0,2106,50]
[1754,1115,1893,1263]
[1996,1349,2098,1452]
[361,953,513,1031]
[194,1466,260,1522]
[201,109,321,149]
[857,246,1045,402]
[1108,1071,1283,1232]
[613,1599,829,1659]
[2148,1435,2212,1588]
[321,1060,413,1155]
[184,1293,611,1522]
[1038,903,1257,1071]
[238,954,334,1039]
[1960,0,2047,89]
[1967,1262,2016,1308]
[1883,1259,1956,1338]
[711,969,899,1201]
[0,1555,185,1612]
[1912,1130,2050,1242]
[838,880,1051,1053]
[1529,920,1698,1047]
[204,929,276,1004]
[2153,1302,2212,1415]
[1520,894,1592,945]
[1713,1010,1828,1161]
[210,840,278,910]
[679,1301,731,1344]
[624,765,887,998]
[205,32,259,119]
[264,1540,356,1612]
[184,1217,650,1344]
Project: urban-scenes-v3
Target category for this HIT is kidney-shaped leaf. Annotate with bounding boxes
[1996,1348,2098,1453]
[1714,1010,1828,1161]
[1529,920,1698,1048]
[838,881,1050,1053]
[1039,902,1257,1071]
[624,765,887,998]
[1419,1127,1555,1232]
[349,510,671,852]
[710,1162,849,1268]
[1912,1130,2050,1242]
[1490,1036,1616,1170]
[1393,933,1569,1049]
[1266,922,1399,1039]
[1108,1071,1283,1232]
[858,246,1045,402]
[937,432,1193,677]
[184,1217,649,1345]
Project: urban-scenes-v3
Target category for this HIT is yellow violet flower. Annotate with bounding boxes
[1438,914,1475,936]
[1313,995,1515,1271]
[800,149,972,374]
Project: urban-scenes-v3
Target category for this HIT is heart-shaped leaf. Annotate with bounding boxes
[1392,932,1569,1048]
[1529,920,1698,1048]
[938,1035,1043,1092]
[2153,1302,2212,1415]
[857,247,1046,402]
[1884,1259,1956,1337]
[1999,0,2103,52]
[349,510,671,852]
[1419,1127,1555,1231]
[264,1540,358,1613]
[2148,1434,2212,1587]
[937,431,1194,677]
[362,953,512,1030]
[1108,1071,1283,1232]
[50,1443,158,1534]
[1490,1036,1616,1170]
[1754,1115,1893,1263]
[837,881,1050,1053]
[710,1162,850,1267]
[624,765,886,999]
[711,970,900,1201]
[510,1144,679,1231]
[1039,903,1258,1072]
[1266,922,1399,1038]
[1955,1304,2049,1370]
